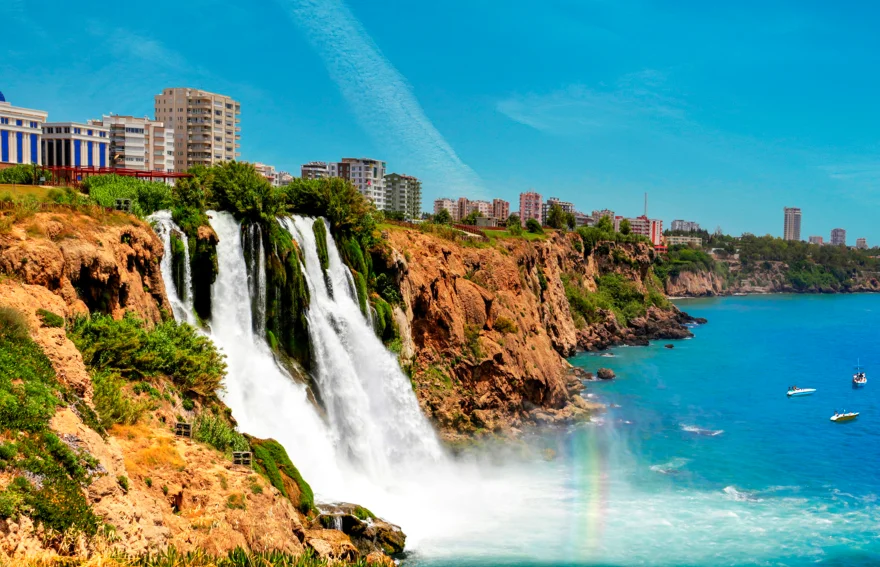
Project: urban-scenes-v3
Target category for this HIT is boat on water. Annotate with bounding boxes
[830,411,859,422]
[787,386,816,397]
[853,361,867,387]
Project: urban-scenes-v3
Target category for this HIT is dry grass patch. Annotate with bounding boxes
[111,424,186,475]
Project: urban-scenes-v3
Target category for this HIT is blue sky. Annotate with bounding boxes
[2,0,879,241]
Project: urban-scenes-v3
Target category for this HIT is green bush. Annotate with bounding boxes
[526,218,543,234]
[68,313,227,397]
[81,174,172,217]
[0,164,53,184]
[92,370,150,428]
[193,414,249,454]
[312,218,330,272]
[494,317,518,334]
[36,308,64,328]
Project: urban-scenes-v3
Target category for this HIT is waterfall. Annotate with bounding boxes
[149,211,196,325]
[244,222,267,336]
[206,211,342,492]
[282,216,444,476]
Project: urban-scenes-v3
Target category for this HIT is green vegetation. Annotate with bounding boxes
[0,164,53,184]
[464,324,484,360]
[36,308,64,328]
[193,413,249,455]
[546,203,566,230]
[433,208,452,224]
[82,175,172,218]
[525,218,543,234]
[249,438,315,515]
[653,246,725,283]
[312,218,330,272]
[576,216,650,256]
[64,547,374,567]
[493,317,519,334]
[563,273,667,327]
[68,313,227,398]
[91,370,151,428]
[226,493,247,510]
[0,307,102,539]
[352,505,375,521]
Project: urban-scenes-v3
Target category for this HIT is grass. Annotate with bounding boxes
[193,413,249,455]
[482,229,548,243]
[36,308,65,328]
[92,370,152,429]
[18,547,373,566]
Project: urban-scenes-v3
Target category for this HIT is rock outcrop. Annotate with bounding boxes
[382,228,694,440]
[0,210,168,323]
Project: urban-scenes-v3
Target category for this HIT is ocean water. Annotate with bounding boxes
[404,294,880,567]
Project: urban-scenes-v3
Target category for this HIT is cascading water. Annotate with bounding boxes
[244,222,267,336]
[149,211,196,326]
[281,216,444,478]
[205,211,342,491]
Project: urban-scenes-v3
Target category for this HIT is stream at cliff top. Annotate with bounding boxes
[406,294,880,567]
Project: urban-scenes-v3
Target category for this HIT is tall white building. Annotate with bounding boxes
[329,158,386,209]
[856,238,868,250]
[154,88,240,171]
[91,115,174,172]
[0,91,48,166]
[831,228,847,246]
[252,162,277,186]
[42,122,110,168]
[434,198,454,217]
[783,207,802,241]
[671,219,701,232]
[301,161,330,179]
[543,197,574,220]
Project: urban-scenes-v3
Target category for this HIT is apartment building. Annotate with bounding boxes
[856,238,868,250]
[616,215,664,246]
[434,198,455,217]
[574,211,594,227]
[276,171,294,186]
[542,197,574,220]
[831,228,846,246]
[808,236,824,245]
[454,197,470,222]
[330,158,386,209]
[301,161,330,179]
[783,207,802,241]
[469,200,492,219]
[154,88,240,171]
[91,115,174,172]
[492,199,510,221]
[592,209,615,224]
[671,219,701,232]
[42,122,110,168]
[385,173,422,219]
[519,191,544,226]
[253,162,277,185]
[667,235,703,247]
[0,92,48,166]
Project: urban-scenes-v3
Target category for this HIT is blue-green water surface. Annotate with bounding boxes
[406,294,880,567]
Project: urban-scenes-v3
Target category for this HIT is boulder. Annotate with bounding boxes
[664,344,674,349]
[597,368,616,380]
[314,503,406,556]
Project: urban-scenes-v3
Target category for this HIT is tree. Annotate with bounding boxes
[462,210,480,225]
[506,214,523,236]
[385,210,406,221]
[619,218,631,235]
[546,203,566,229]
[596,215,614,233]
[565,212,577,231]
[526,218,543,234]
[434,209,452,224]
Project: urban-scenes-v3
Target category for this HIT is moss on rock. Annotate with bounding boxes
[248,437,315,516]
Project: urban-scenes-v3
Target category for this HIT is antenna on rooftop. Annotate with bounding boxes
[644,192,648,217]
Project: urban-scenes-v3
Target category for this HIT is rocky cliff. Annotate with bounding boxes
[381,227,698,442]
[0,208,395,565]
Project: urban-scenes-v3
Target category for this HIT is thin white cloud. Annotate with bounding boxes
[275,0,485,196]
[497,70,686,135]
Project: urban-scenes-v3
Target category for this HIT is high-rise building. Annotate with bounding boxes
[301,161,330,179]
[0,92,47,166]
[492,199,510,222]
[42,122,110,168]
[783,207,802,241]
[519,191,544,226]
[434,198,455,217]
[276,171,294,186]
[542,197,575,220]
[454,197,470,222]
[468,200,492,219]
[91,115,174,172]
[385,173,422,219]
[808,236,824,245]
[671,220,701,232]
[856,238,868,250]
[329,158,386,209]
[154,88,240,171]
[831,228,846,246]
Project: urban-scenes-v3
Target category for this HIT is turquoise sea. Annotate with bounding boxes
[407,294,880,567]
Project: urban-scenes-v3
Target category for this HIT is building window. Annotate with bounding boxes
[15,120,22,126]
[0,118,7,124]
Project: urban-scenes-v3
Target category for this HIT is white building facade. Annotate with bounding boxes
[0,92,48,166]
[42,122,110,168]
[330,158,386,209]
[91,115,174,172]
[385,173,422,219]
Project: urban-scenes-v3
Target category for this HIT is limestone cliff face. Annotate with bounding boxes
[382,229,692,440]
[665,270,727,297]
[0,210,169,323]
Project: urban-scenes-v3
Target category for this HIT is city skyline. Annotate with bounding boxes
[4,1,880,240]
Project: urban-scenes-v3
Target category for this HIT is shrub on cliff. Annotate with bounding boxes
[249,437,315,515]
[82,174,172,217]
[0,308,101,538]
[68,313,226,398]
